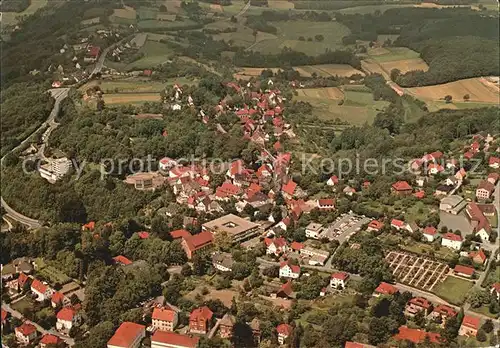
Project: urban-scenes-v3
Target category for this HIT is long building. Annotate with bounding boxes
[202,214,260,244]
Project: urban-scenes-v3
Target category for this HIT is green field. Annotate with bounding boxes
[137,6,158,20]
[137,18,197,30]
[248,20,350,55]
[1,0,48,26]
[370,47,421,62]
[296,87,389,125]
[107,40,176,70]
[433,276,474,305]
[337,4,414,14]
[81,79,166,93]
[38,265,71,285]
[402,98,425,123]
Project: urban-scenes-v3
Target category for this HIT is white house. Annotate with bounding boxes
[330,272,349,289]
[422,226,438,242]
[326,175,339,186]
[212,253,233,273]
[275,217,291,231]
[15,323,37,345]
[276,324,292,345]
[265,237,288,256]
[56,307,81,332]
[441,233,463,251]
[305,223,323,239]
[279,261,300,279]
[391,219,405,231]
[152,305,179,332]
[30,279,54,302]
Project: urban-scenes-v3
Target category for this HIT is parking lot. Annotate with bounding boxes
[385,251,450,291]
[320,212,370,242]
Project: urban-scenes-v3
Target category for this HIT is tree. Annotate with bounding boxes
[159,4,167,12]
[96,98,105,111]
[481,319,494,333]
[390,68,401,82]
[463,94,470,102]
[181,264,193,277]
[444,95,453,103]
[192,255,207,276]
[214,230,232,251]
[314,35,324,42]
[476,328,487,342]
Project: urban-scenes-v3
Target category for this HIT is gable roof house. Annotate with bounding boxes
[374,282,398,297]
[31,279,54,302]
[276,323,293,345]
[152,305,179,332]
[264,237,289,256]
[465,203,492,242]
[15,323,38,345]
[441,233,463,251]
[476,180,495,200]
[151,331,199,348]
[181,231,214,260]
[459,315,481,337]
[405,297,433,317]
[391,181,412,195]
[107,322,145,348]
[279,261,301,279]
[189,306,213,335]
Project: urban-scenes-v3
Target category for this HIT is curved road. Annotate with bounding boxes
[1,88,70,229]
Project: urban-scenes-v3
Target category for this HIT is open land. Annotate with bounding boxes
[103,93,161,105]
[1,0,49,26]
[433,275,474,305]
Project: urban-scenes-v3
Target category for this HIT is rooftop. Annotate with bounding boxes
[202,214,259,236]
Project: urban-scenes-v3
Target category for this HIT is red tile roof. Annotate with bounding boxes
[282,180,297,196]
[1,309,7,322]
[489,156,500,166]
[433,304,457,317]
[276,323,292,336]
[394,326,441,344]
[375,282,398,295]
[409,297,432,309]
[278,281,293,297]
[318,198,335,207]
[183,231,213,253]
[368,220,384,230]
[88,46,100,57]
[280,261,300,274]
[391,219,405,227]
[454,265,475,276]
[413,190,425,199]
[113,255,133,265]
[329,175,339,184]
[461,315,481,330]
[57,307,76,321]
[392,181,412,191]
[107,322,145,347]
[331,272,349,281]
[290,241,303,251]
[18,272,30,288]
[491,282,500,293]
[443,232,463,242]
[31,279,48,294]
[82,221,95,230]
[478,180,495,193]
[151,331,199,348]
[40,334,62,345]
[152,306,177,322]
[423,226,437,235]
[170,229,192,240]
[16,322,37,336]
[189,306,213,322]
[51,291,65,305]
[137,231,150,239]
[469,249,487,263]
[345,343,365,348]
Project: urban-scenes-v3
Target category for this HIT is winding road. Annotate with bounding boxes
[1,88,70,229]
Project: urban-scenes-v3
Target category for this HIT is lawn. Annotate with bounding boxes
[1,0,48,26]
[248,20,350,56]
[337,4,414,14]
[433,276,474,305]
[123,40,176,70]
[80,79,166,93]
[471,305,499,319]
[110,7,137,25]
[11,297,34,313]
[296,87,389,125]
[402,98,425,123]
[370,47,421,63]
[38,266,71,285]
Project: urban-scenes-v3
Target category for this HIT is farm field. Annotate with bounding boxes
[213,26,258,47]
[268,0,295,9]
[110,6,137,25]
[81,79,166,93]
[295,87,389,125]
[103,93,161,105]
[293,64,364,78]
[248,20,350,55]
[337,4,414,14]
[1,0,48,26]
[137,18,197,30]
[369,47,422,63]
[433,276,474,305]
[406,77,500,104]
[380,59,429,74]
[124,40,175,70]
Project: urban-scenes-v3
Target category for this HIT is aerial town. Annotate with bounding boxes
[1,0,499,347]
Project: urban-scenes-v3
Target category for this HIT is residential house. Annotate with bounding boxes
[305,223,323,239]
[393,326,441,345]
[276,323,292,345]
[219,313,236,339]
[345,342,375,348]
[275,281,293,299]
[113,255,133,266]
[343,186,356,196]
[455,168,467,181]
[152,305,179,332]
[391,219,405,231]
[327,175,339,186]
[265,237,288,256]
[367,220,384,233]
[150,331,199,348]
[330,272,349,289]
[459,315,481,337]
[441,233,463,251]
[476,180,495,200]
[51,291,68,308]
[466,203,492,242]
[40,334,63,348]
[56,306,81,332]
[317,199,335,210]
[391,181,412,195]
[439,195,466,215]
[281,180,298,199]
[212,253,234,273]
[435,184,455,196]
[488,156,500,169]
[454,265,475,278]
[31,279,54,301]
[15,323,38,345]
[487,172,499,185]
[429,305,457,325]
[422,226,438,242]
[469,249,487,265]
[189,306,213,335]
[275,217,292,231]
[427,163,444,175]
[490,283,500,300]
[374,282,398,297]
[301,247,330,266]
[107,322,145,348]
[279,261,301,279]
[405,297,433,317]
[181,231,213,260]
[1,309,8,329]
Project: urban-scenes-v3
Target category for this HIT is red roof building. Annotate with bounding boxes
[40,333,62,347]
[290,241,304,252]
[391,219,405,229]
[345,343,367,348]
[137,231,150,239]
[31,279,48,294]
[113,255,133,266]
[431,304,457,321]
[170,229,192,240]
[18,272,30,288]
[276,280,293,298]
[107,322,146,348]
[454,265,475,278]
[459,315,481,337]
[442,232,463,242]
[423,226,437,236]
[282,180,297,197]
[413,190,425,199]
[374,282,398,296]
[57,307,76,322]
[15,322,37,343]
[405,297,433,316]
[394,326,441,344]
[151,331,199,348]
[317,198,335,210]
[51,292,65,307]
[367,220,384,232]
[82,221,95,231]
[1,309,8,323]
[152,306,178,332]
[181,231,213,260]
[277,323,293,344]
[469,249,487,265]
[391,181,412,195]
[189,306,213,334]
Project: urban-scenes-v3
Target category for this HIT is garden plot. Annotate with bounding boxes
[385,251,449,291]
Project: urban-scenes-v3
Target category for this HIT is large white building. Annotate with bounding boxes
[441,233,463,251]
[39,157,72,184]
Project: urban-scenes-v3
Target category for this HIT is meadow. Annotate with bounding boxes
[433,276,474,305]
[1,0,48,26]
[103,93,162,105]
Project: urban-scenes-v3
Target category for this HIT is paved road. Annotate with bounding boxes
[0,88,69,229]
[2,303,75,346]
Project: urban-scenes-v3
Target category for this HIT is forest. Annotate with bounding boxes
[0,0,30,12]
